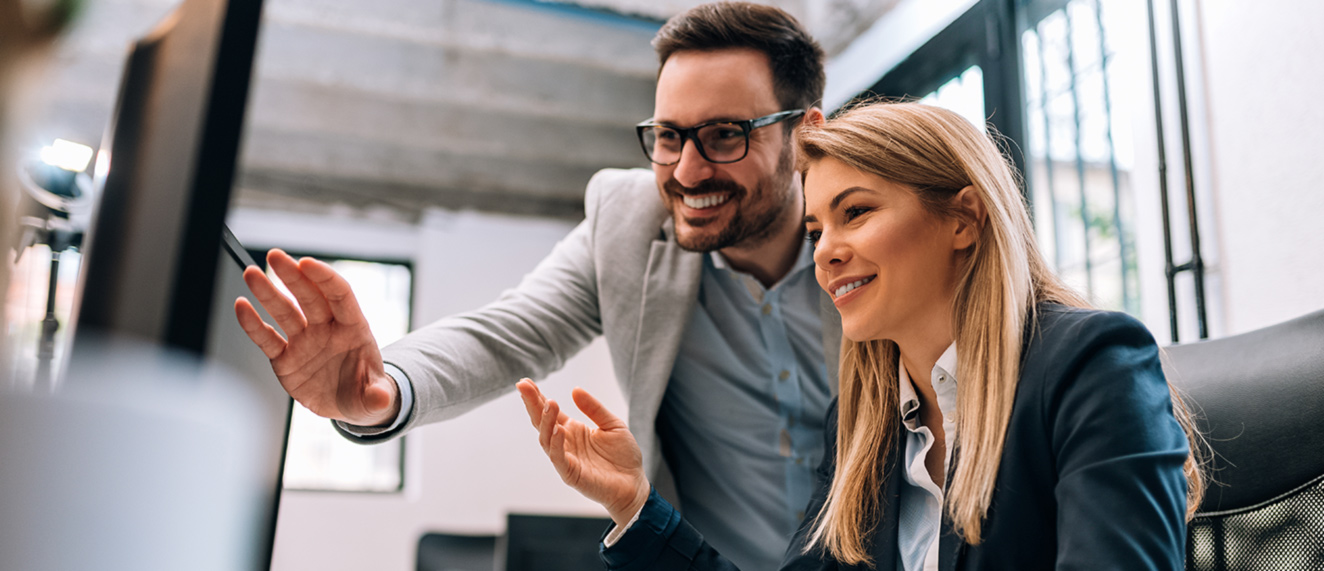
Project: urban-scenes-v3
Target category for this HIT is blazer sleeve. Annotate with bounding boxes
[337,170,623,443]
[1044,311,1189,570]
[600,400,842,571]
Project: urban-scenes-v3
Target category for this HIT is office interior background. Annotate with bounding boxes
[3,0,1321,569]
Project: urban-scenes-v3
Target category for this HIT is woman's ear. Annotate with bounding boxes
[952,186,987,250]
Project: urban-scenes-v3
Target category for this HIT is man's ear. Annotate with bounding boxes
[804,107,826,127]
[953,186,987,250]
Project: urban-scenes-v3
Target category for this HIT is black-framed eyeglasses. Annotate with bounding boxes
[635,109,805,166]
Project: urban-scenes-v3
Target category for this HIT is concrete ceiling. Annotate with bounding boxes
[27,0,899,223]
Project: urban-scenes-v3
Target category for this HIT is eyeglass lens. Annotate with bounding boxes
[641,123,747,164]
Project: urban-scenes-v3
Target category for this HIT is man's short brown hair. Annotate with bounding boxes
[653,2,826,113]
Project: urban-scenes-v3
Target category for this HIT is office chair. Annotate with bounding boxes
[1162,308,1324,570]
[416,532,497,571]
[501,513,613,571]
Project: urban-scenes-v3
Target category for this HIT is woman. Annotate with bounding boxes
[517,101,1202,570]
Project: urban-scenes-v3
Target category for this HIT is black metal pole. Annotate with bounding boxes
[35,251,61,390]
[1168,0,1209,339]
[1146,0,1181,343]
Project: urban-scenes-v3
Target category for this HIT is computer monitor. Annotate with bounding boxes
[52,0,291,568]
[71,0,262,353]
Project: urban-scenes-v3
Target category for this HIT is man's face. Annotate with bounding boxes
[651,48,799,252]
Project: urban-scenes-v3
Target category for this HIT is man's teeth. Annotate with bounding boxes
[682,194,730,209]
[834,277,875,298]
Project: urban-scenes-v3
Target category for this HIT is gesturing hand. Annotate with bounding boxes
[233,249,398,427]
[516,380,650,526]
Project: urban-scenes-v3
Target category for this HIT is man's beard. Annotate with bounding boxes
[666,146,796,253]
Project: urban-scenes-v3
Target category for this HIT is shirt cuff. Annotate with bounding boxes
[599,487,689,570]
[335,363,414,437]
[602,504,644,548]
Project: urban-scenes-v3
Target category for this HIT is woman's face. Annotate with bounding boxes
[803,157,965,343]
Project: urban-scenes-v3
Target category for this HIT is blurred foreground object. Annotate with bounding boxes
[1,0,85,375]
[0,335,278,571]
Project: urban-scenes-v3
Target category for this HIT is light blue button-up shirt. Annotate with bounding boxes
[896,343,959,571]
[656,242,832,571]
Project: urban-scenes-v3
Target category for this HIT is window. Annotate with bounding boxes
[1021,0,1138,314]
[260,254,414,492]
[920,65,987,134]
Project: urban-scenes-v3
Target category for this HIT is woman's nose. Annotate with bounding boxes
[812,229,849,268]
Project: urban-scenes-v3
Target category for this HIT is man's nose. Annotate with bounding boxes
[671,138,716,188]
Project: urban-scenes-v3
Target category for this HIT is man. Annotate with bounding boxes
[235,3,836,568]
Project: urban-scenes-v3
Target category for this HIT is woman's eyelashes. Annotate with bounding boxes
[843,205,872,222]
[805,204,874,248]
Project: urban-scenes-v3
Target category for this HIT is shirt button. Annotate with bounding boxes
[796,510,805,521]
[795,457,804,465]
[779,369,790,381]
[761,303,772,315]
[938,375,947,383]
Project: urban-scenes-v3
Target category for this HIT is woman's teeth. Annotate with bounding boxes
[834,276,874,298]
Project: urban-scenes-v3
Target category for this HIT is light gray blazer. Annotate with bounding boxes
[363,168,842,502]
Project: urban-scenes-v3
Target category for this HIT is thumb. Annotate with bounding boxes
[362,373,396,414]
[571,387,625,431]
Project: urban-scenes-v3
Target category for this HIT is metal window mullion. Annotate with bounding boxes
[1146,0,1180,343]
[1168,0,1209,339]
[1033,26,1066,272]
[1092,0,1133,314]
[1063,5,1096,300]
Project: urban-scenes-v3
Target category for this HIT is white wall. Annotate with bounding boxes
[1195,0,1324,334]
[228,207,624,571]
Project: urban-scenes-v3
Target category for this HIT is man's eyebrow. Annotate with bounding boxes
[651,115,753,127]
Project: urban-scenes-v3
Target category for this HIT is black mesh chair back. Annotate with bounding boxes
[1162,309,1324,570]
[416,532,497,571]
[501,513,612,571]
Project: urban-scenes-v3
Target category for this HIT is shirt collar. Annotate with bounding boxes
[897,342,959,426]
[934,343,958,382]
[709,239,814,303]
[708,237,815,280]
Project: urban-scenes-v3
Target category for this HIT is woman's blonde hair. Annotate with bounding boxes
[797,101,1204,565]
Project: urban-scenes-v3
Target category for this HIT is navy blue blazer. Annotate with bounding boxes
[601,304,1190,570]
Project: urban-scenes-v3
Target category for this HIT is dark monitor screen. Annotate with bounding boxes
[71,0,262,354]
[57,0,293,568]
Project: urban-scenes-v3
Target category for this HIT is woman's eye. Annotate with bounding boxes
[843,206,870,221]
[805,229,821,247]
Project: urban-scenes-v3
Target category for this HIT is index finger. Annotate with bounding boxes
[516,379,571,429]
[298,257,366,327]
[268,250,333,326]
[516,379,546,428]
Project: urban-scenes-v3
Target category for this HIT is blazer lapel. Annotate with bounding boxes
[628,227,702,500]
[863,423,908,571]
[938,447,966,571]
